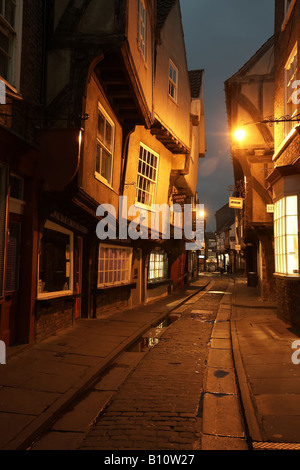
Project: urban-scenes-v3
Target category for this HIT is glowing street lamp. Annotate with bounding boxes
[234,129,246,141]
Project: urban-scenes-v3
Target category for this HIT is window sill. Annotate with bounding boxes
[0,76,22,100]
[37,292,75,301]
[96,282,137,291]
[168,95,178,106]
[94,172,114,191]
[147,279,173,290]
[274,273,300,280]
[134,201,156,213]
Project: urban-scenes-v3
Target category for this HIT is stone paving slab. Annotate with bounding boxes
[261,416,300,443]
[202,394,245,438]
[210,338,231,350]
[207,349,234,369]
[52,390,113,433]
[0,413,35,449]
[205,368,238,395]
[31,431,84,450]
[250,378,300,395]
[201,434,248,450]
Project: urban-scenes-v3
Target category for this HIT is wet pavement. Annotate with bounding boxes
[29,276,248,450]
[231,278,300,449]
[1,274,300,451]
[0,277,211,450]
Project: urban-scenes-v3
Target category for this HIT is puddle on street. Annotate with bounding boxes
[126,314,180,352]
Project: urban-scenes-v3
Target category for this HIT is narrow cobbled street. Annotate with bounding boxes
[78,277,234,451]
[27,276,235,451]
[26,276,234,450]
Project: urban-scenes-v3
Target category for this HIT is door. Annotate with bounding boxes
[1,218,21,345]
[130,249,142,306]
[75,237,82,319]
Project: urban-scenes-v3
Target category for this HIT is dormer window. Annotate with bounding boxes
[169,60,178,102]
[138,0,147,60]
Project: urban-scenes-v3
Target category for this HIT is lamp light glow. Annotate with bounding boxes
[234,129,246,141]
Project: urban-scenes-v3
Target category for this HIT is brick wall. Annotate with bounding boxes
[35,299,75,342]
[275,277,300,329]
[95,287,131,317]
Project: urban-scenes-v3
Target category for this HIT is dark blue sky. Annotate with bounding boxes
[180,0,275,231]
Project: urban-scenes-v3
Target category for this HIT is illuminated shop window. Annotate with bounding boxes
[98,245,132,288]
[38,221,74,298]
[138,0,147,59]
[136,143,159,209]
[96,103,115,187]
[148,251,167,281]
[274,196,299,275]
[285,43,298,137]
[169,60,178,102]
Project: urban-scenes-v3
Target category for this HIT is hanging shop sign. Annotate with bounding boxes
[229,197,243,210]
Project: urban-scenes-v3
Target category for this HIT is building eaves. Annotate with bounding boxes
[188,70,204,99]
[156,0,177,30]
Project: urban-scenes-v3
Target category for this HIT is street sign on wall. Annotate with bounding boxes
[229,197,243,210]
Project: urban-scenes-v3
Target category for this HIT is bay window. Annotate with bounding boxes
[274,196,299,275]
[98,245,132,288]
[148,251,168,282]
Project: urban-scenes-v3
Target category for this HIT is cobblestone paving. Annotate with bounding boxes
[79,278,231,450]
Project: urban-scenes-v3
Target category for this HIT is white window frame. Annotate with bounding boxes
[138,0,147,60]
[38,220,74,300]
[169,60,178,103]
[135,143,159,210]
[284,43,298,137]
[282,0,296,31]
[97,244,133,288]
[148,251,168,282]
[95,102,115,188]
[274,195,299,276]
[0,0,23,90]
